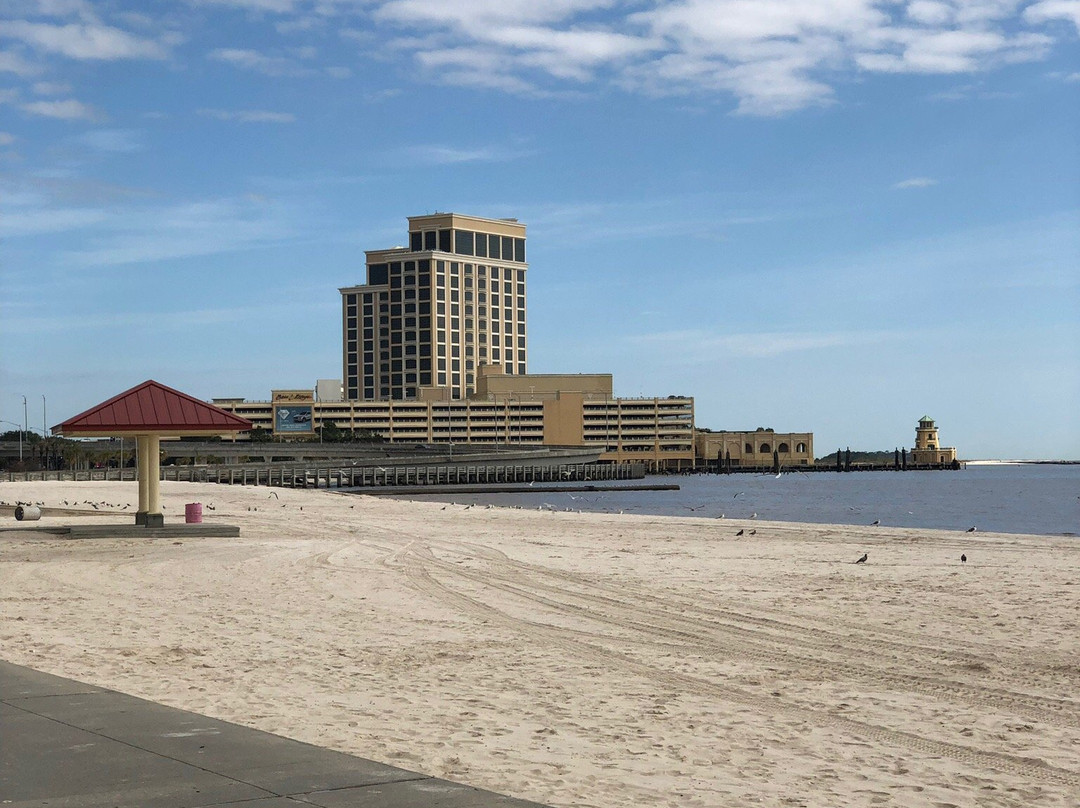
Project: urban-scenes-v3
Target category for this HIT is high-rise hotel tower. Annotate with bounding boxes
[340,214,528,401]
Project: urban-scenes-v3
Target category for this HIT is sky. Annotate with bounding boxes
[1,0,1078,460]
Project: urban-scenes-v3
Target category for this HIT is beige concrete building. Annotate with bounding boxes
[212,370,696,471]
[910,416,957,465]
[340,214,528,403]
[694,429,814,469]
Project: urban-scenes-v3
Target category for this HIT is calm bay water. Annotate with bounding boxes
[392,463,1080,536]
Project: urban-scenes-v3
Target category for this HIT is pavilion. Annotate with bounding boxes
[52,380,253,526]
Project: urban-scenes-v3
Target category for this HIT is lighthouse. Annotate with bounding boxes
[911,416,958,466]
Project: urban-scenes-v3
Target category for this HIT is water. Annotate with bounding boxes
[389,463,1080,536]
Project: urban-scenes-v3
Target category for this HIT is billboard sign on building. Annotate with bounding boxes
[272,390,314,435]
[274,405,313,434]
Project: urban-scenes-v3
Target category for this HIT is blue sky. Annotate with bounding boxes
[1,0,1077,459]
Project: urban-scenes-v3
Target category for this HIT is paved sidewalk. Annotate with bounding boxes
[0,660,549,807]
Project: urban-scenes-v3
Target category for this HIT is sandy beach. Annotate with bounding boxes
[2,479,1078,807]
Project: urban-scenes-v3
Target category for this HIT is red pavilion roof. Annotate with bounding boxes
[53,380,253,437]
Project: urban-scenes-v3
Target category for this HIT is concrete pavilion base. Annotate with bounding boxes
[135,511,166,528]
[0,523,241,539]
[0,659,547,808]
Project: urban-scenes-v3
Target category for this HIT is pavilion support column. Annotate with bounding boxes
[135,435,150,525]
[145,434,163,527]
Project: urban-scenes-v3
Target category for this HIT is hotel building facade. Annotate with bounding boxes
[339,214,528,402]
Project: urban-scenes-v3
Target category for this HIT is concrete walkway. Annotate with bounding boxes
[0,660,549,807]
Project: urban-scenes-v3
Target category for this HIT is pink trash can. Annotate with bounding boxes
[185,503,203,524]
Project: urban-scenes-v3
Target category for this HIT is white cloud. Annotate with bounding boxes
[0,21,168,59]
[0,48,41,76]
[906,1,954,25]
[198,108,296,122]
[0,131,16,146]
[191,0,302,12]
[1,205,107,236]
[364,0,1079,114]
[397,143,534,164]
[1,302,328,334]
[208,46,311,76]
[893,177,938,189]
[21,98,97,119]
[31,80,71,94]
[1024,0,1080,31]
[376,0,616,28]
[632,328,896,359]
[77,128,144,153]
[62,196,303,266]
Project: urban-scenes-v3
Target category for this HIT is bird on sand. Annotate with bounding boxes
[871,519,880,526]
[967,526,977,533]
[961,554,967,563]
[749,529,757,535]
[855,553,868,564]
[735,529,744,536]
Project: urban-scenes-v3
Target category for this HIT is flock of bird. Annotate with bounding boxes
[3,499,132,511]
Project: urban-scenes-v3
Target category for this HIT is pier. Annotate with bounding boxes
[3,460,647,488]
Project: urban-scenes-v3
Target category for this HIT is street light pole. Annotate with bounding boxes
[21,395,27,462]
[2,420,23,461]
[42,395,47,470]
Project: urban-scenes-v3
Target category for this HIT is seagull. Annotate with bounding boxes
[871,520,880,526]
[736,529,744,536]
[855,553,868,564]
[967,526,977,533]
[682,504,708,512]
[733,492,745,499]
[749,529,757,535]
[714,513,725,519]
[750,513,758,519]
[961,554,967,563]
